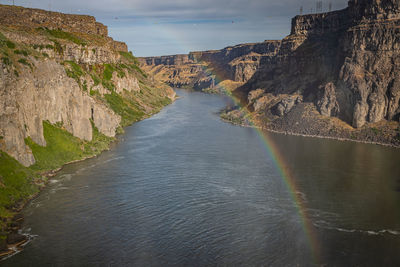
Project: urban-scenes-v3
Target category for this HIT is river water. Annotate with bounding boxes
[5,90,400,266]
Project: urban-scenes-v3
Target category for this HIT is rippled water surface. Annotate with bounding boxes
[5,90,400,266]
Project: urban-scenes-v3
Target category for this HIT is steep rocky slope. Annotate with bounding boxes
[0,4,174,254]
[139,41,281,92]
[232,0,400,145]
[141,0,400,146]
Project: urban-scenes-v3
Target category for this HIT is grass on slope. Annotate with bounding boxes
[104,92,145,127]
[0,152,40,223]
[26,121,114,171]
[38,27,86,46]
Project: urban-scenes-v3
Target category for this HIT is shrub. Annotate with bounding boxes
[14,49,29,56]
[1,57,11,66]
[103,64,115,81]
[18,58,30,66]
[32,44,45,50]
[64,61,85,87]
[91,73,101,86]
[5,41,15,49]
[41,28,86,46]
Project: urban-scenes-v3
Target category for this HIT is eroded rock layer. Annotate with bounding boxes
[0,4,175,166]
[243,0,400,129]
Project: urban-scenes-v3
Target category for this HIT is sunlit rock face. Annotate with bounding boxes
[242,0,400,128]
[0,5,167,166]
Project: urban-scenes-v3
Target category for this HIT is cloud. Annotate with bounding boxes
[10,0,348,56]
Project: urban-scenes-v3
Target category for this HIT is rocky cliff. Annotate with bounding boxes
[0,4,174,253]
[139,41,281,92]
[239,0,400,135]
[143,0,400,146]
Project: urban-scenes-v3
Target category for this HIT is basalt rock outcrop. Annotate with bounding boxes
[242,0,400,131]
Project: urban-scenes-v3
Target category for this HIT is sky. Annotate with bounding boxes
[1,0,348,56]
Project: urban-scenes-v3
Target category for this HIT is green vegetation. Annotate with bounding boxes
[5,41,15,49]
[53,41,63,55]
[13,49,29,57]
[0,151,41,225]
[17,58,31,67]
[91,73,101,86]
[103,64,115,81]
[25,121,114,171]
[1,57,11,66]
[119,51,139,65]
[64,61,84,84]
[102,79,115,91]
[0,120,115,235]
[90,88,100,96]
[118,51,147,78]
[105,92,145,127]
[0,32,7,45]
[32,44,44,50]
[39,27,86,46]
[82,80,88,92]
[371,127,380,135]
[129,64,147,78]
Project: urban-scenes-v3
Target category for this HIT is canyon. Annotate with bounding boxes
[140,0,400,147]
[1,0,400,262]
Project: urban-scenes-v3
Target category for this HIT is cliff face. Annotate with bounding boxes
[0,4,175,167]
[139,41,281,91]
[243,0,400,130]
[0,5,127,52]
[0,60,120,166]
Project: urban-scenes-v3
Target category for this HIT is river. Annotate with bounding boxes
[5,89,400,266]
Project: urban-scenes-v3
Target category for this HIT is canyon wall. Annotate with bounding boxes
[140,0,400,145]
[0,4,174,167]
[243,0,400,129]
[0,4,127,52]
[139,41,282,90]
[0,5,108,36]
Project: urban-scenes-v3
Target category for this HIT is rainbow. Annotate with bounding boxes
[197,63,322,263]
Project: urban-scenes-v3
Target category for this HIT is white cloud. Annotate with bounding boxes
[6,0,348,56]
